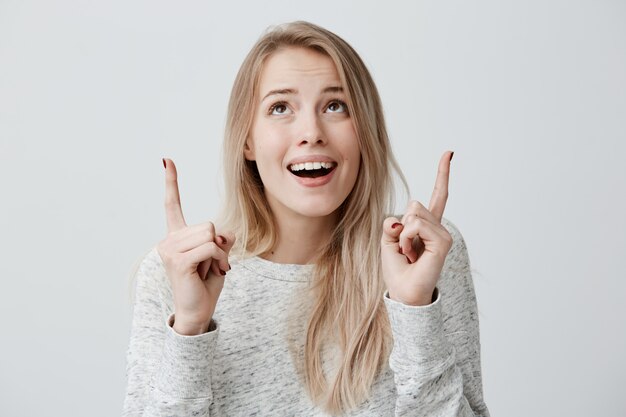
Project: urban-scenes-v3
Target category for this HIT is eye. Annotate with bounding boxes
[268,101,291,115]
[325,99,348,114]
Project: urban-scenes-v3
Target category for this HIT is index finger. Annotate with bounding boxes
[163,158,187,232]
[427,151,453,223]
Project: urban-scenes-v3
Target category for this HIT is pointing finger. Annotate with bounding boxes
[163,158,187,232]
[428,151,453,223]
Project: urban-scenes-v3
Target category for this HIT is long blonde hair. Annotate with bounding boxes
[218,21,409,415]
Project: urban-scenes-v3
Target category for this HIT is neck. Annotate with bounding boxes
[260,210,338,265]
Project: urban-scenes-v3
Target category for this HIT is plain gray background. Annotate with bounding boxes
[1,0,625,416]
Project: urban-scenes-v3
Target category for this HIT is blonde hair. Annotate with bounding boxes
[218,21,409,415]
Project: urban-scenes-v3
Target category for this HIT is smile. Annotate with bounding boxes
[288,161,337,178]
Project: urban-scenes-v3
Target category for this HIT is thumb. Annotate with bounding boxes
[381,216,403,246]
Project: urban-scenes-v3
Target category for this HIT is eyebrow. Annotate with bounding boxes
[261,86,344,102]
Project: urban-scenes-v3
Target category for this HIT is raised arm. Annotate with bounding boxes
[380,151,489,416]
[123,158,234,416]
[382,218,490,416]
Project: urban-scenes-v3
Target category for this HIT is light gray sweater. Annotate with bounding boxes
[122,218,490,416]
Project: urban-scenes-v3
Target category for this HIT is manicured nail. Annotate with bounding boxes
[391,222,402,229]
[217,235,227,245]
[162,158,166,169]
[227,263,231,271]
[219,269,226,276]
[450,152,454,162]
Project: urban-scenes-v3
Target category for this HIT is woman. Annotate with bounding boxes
[123,21,490,416]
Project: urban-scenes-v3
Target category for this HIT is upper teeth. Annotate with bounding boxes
[289,162,335,171]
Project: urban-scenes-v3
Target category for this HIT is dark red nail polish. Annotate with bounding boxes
[450,152,454,162]
[217,235,227,245]
[391,222,402,229]
[162,158,166,169]
[219,269,226,276]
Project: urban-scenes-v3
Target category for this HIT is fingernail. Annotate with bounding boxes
[162,158,166,169]
[219,269,226,276]
[450,151,454,162]
[227,263,231,271]
[391,222,402,229]
[217,235,227,245]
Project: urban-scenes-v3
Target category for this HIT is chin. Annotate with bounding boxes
[294,205,340,219]
[288,198,344,219]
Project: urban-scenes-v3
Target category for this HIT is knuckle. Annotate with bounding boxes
[408,200,420,210]
[206,241,220,254]
[410,217,424,228]
[408,200,427,216]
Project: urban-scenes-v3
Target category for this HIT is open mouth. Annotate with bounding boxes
[288,161,337,178]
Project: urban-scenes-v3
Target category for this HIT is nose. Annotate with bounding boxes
[297,110,326,146]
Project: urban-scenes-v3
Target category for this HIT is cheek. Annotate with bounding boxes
[251,123,288,159]
[340,126,361,166]
[250,136,292,183]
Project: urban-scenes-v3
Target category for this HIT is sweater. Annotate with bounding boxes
[122,218,490,416]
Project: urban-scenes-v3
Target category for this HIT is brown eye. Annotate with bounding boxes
[269,102,290,115]
[326,100,347,114]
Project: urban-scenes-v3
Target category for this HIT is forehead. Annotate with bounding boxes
[258,47,341,94]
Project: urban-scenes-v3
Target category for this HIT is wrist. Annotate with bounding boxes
[171,315,211,336]
[388,288,436,306]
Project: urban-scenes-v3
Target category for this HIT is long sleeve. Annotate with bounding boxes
[122,248,218,417]
[383,219,490,417]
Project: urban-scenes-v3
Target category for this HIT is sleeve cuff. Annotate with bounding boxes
[383,288,454,374]
[153,313,219,399]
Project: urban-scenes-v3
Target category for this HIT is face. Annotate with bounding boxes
[245,47,361,222]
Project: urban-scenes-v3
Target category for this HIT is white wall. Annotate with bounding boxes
[1,1,624,416]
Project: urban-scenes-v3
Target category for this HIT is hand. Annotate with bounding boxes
[156,158,235,335]
[380,151,454,306]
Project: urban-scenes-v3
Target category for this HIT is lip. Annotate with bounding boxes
[286,154,337,168]
[290,166,336,187]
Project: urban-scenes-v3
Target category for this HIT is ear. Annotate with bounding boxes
[243,138,255,161]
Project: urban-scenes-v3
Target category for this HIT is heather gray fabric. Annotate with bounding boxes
[123,218,490,416]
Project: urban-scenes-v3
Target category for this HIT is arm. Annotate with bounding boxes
[122,247,218,417]
[383,219,490,416]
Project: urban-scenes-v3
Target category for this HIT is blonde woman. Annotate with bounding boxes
[123,21,490,417]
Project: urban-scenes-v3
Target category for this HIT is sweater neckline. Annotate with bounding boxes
[238,255,315,282]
